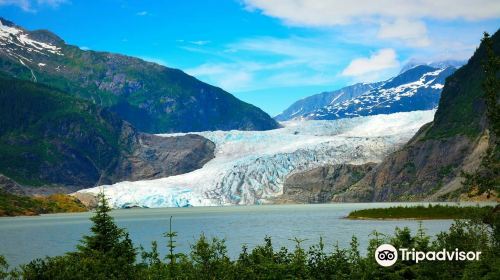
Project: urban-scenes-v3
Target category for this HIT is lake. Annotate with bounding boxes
[0,203,477,268]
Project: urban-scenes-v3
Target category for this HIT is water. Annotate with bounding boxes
[0,203,477,268]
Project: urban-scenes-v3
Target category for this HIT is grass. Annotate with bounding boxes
[347,204,495,220]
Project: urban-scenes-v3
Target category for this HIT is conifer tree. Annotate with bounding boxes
[76,191,136,264]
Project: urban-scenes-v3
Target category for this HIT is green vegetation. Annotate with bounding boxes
[0,191,87,217]
[424,31,499,140]
[0,195,499,279]
[461,32,500,198]
[0,74,130,187]
[347,205,493,220]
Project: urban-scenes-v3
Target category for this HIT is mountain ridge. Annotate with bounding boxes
[277,62,458,122]
[0,18,279,133]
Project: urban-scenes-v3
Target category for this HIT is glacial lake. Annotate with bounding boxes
[0,202,489,268]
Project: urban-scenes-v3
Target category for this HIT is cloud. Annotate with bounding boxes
[341,48,400,82]
[190,40,210,46]
[184,36,348,92]
[37,0,66,7]
[243,0,500,46]
[0,0,67,11]
[186,57,339,92]
[243,0,500,25]
[0,0,32,11]
[228,36,344,70]
[186,63,254,91]
[378,19,431,47]
[136,11,148,16]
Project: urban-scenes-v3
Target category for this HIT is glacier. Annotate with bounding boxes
[78,110,436,208]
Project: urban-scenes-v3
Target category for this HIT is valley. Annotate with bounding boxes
[78,110,435,208]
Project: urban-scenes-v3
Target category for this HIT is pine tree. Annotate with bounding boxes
[77,192,124,254]
[75,191,136,273]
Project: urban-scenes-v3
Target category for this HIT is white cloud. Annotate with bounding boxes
[136,11,148,16]
[186,59,338,92]
[0,0,32,11]
[243,0,500,47]
[186,63,254,91]
[228,36,344,70]
[37,0,66,7]
[342,48,400,82]
[0,0,66,11]
[378,19,430,47]
[184,36,347,92]
[190,40,210,46]
[244,0,500,25]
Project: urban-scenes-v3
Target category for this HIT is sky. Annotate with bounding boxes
[0,0,499,116]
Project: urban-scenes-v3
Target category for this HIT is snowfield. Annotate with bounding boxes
[78,110,435,208]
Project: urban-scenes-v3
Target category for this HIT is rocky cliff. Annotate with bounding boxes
[276,163,376,203]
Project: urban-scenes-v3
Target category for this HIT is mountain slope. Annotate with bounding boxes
[332,30,500,202]
[399,60,466,74]
[0,75,215,193]
[0,18,279,133]
[274,83,380,121]
[277,64,456,122]
[307,65,456,120]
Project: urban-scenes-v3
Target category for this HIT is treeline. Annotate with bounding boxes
[347,204,494,220]
[0,193,499,279]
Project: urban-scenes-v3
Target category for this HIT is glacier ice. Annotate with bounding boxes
[78,110,436,208]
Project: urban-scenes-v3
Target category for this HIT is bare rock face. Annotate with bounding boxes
[71,192,98,209]
[277,163,376,203]
[0,174,26,195]
[103,134,215,184]
[332,134,478,202]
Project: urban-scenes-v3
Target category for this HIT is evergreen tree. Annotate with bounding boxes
[462,32,500,197]
[73,191,137,278]
[0,255,8,279]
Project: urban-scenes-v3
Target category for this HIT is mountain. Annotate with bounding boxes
[0,74,215,194]
[277,64,457,121]
[274,83,381,121]
[399,60,466,74]
[329,30,500,202]
[0,18,279,133]
[307,66,456,120]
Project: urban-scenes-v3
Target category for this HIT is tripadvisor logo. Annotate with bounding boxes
[375,244,398,267]
[375,244,482,267]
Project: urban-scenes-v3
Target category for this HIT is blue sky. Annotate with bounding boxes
[0,0,499,116]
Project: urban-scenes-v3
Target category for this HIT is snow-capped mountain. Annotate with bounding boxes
[399,60,466,74]
[277,64,458,121]
[78,110,435,208]
[274,82,382,121]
